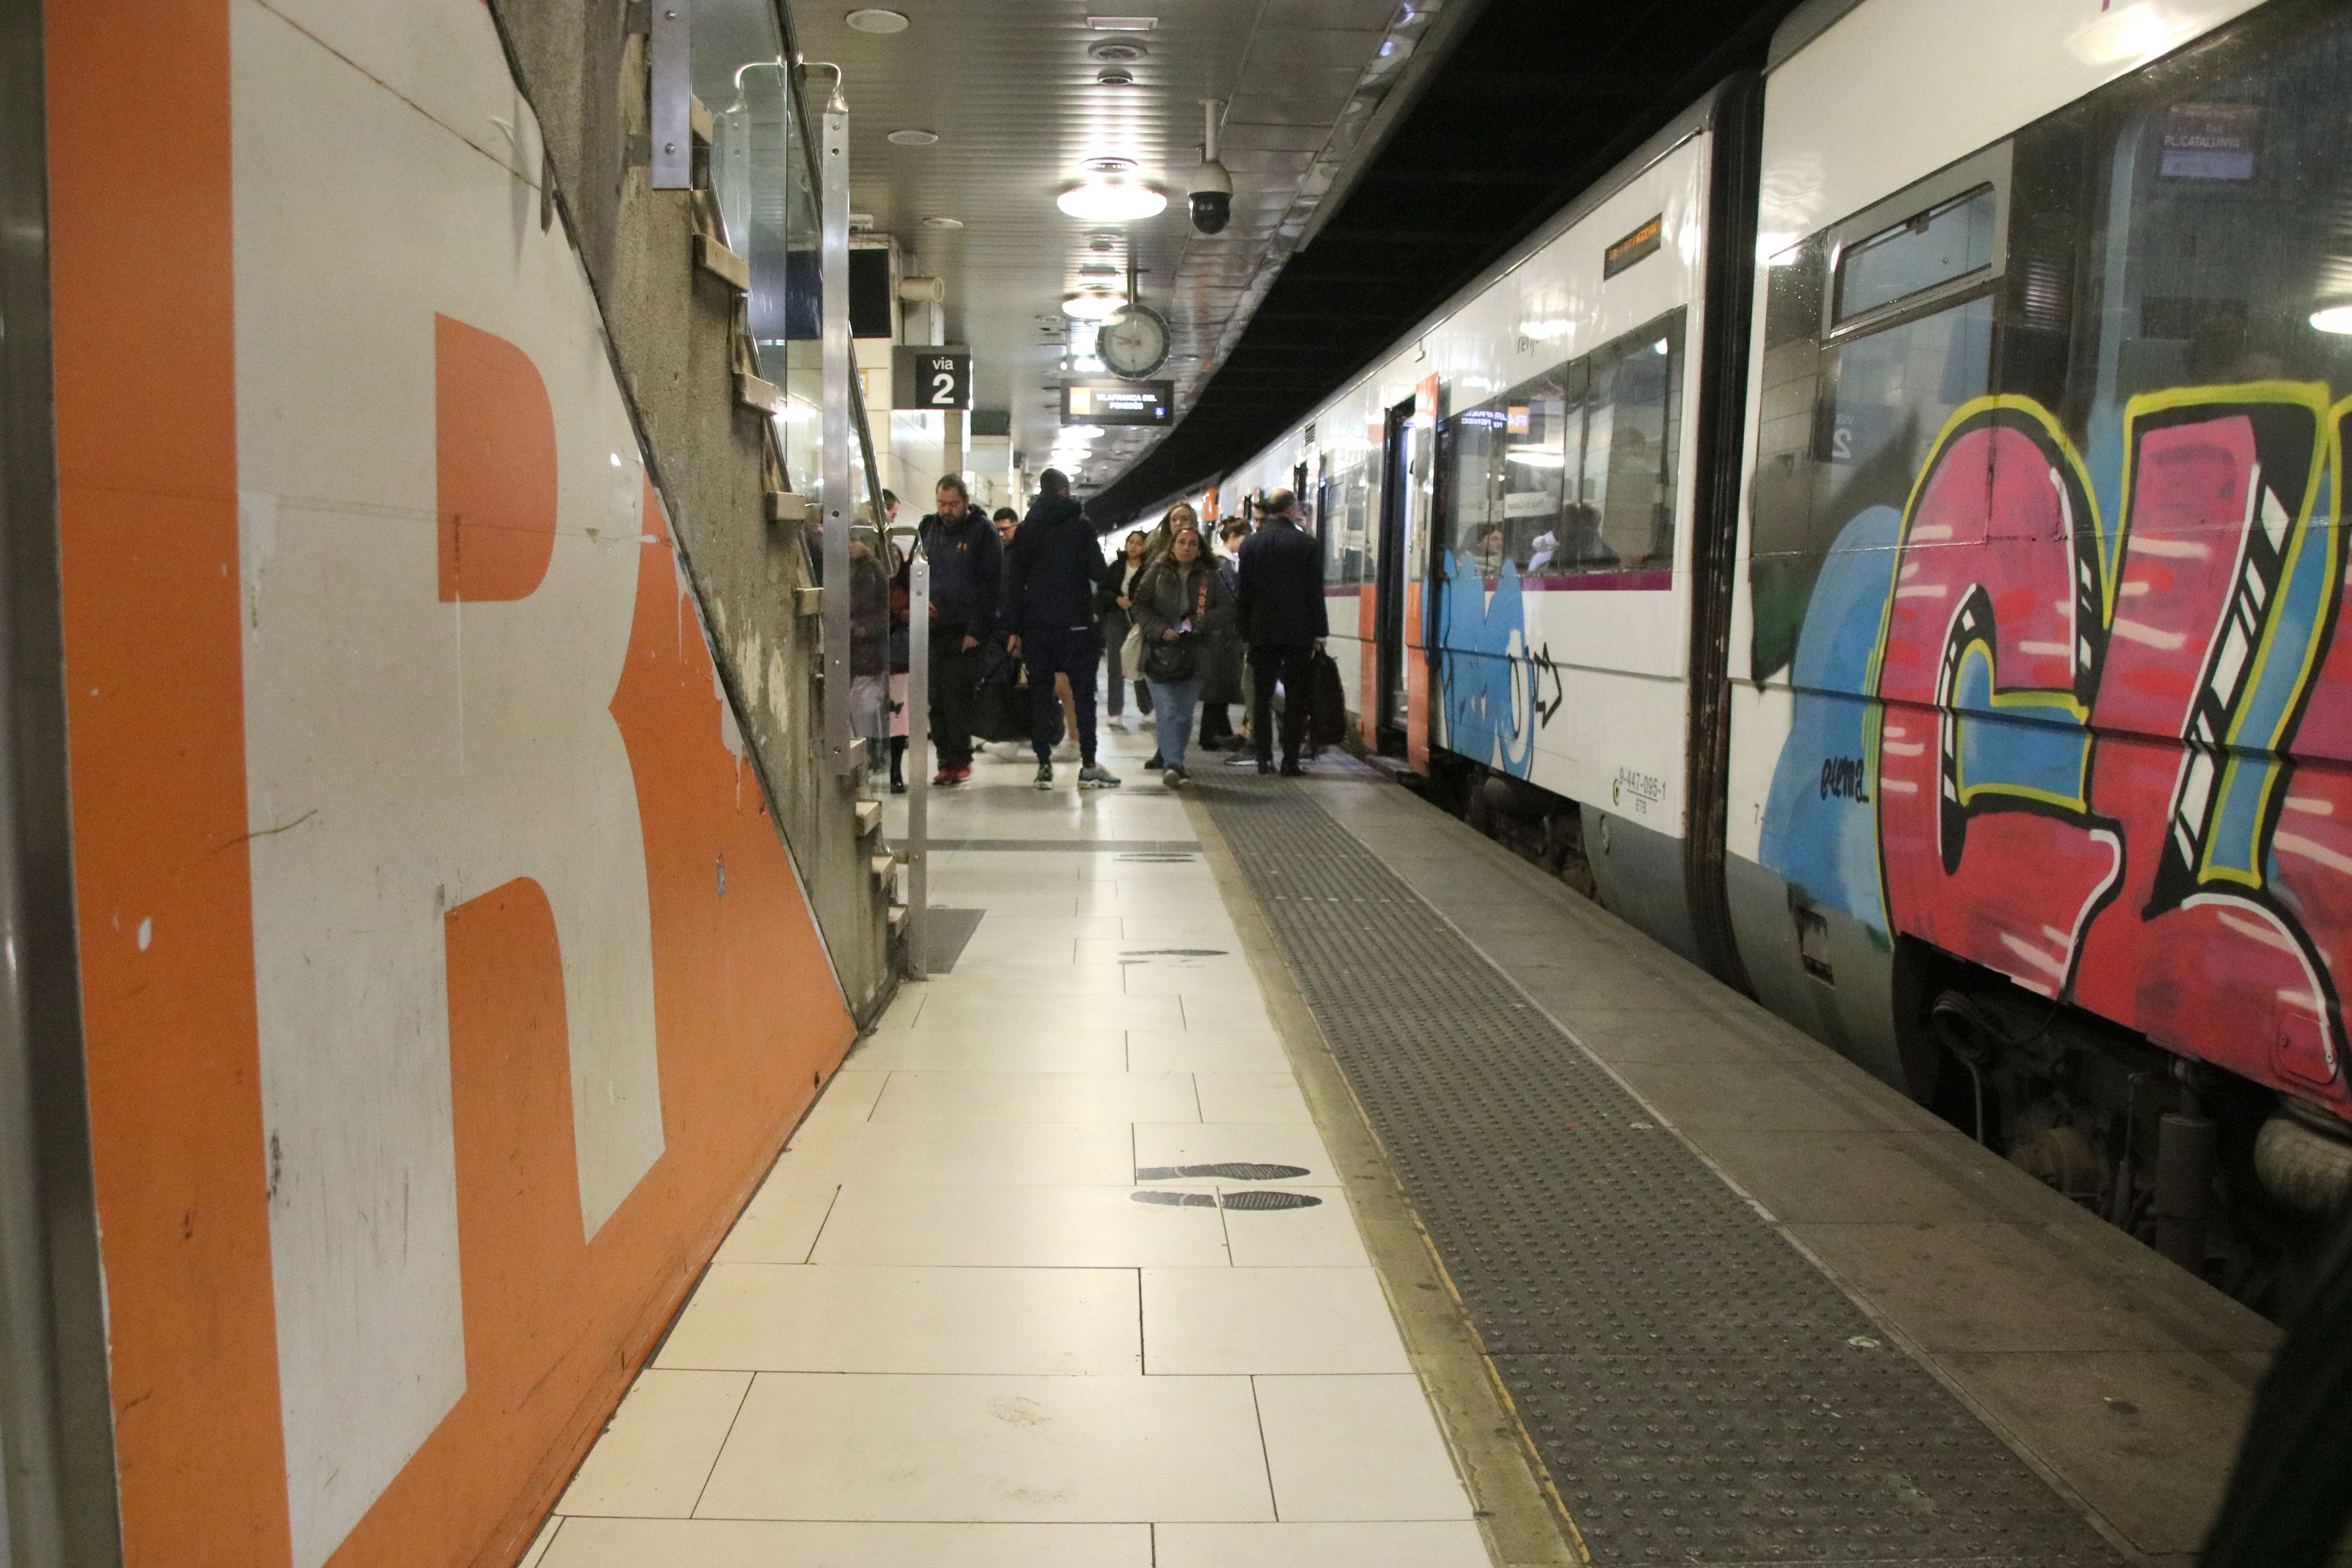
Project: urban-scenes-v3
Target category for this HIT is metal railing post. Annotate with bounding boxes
[905,553,930,977]
[818,78,856,774]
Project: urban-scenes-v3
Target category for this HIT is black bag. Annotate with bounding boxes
[1139,636,1199,684]
[975,641,1059,745]
[1137,566,1209,685]
[1307,648,1348,746]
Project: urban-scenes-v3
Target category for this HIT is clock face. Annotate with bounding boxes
[1099,305,1171,379]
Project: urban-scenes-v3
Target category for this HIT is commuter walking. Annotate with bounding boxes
[916,476,1000,786]
[1099,529,1155,729]
[1003,469,1120,789]
[1131,526,1231,787]
[1235,488,1327,776]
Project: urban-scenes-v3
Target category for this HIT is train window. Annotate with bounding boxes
[2079,5,2352,420]
[1437,308,1686,585]
[1321,442,1372,588]
[1833,186,1998,326]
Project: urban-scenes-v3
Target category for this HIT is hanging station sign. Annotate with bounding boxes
[1062,377,1173,426]
[892,346,973,410]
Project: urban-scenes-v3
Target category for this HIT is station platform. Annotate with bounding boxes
[521,725,2283,1568]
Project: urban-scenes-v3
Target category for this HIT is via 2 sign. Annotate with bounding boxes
[892,346,972,411]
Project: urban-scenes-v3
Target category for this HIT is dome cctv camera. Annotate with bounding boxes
[1189,99,1233,235]
[1188,159,1233,234]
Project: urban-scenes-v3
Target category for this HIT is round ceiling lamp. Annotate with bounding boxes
[845,8,910,32]
[921,215,965,229]
[1057,181,1166,222]
[1061,292,1125,320]
[887,128,938,146]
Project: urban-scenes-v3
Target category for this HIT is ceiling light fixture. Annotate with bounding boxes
[1058,179,1166,223]
[1087,16,1158,29]
[1062,292,1125,320]
[921,216,965,229]
[1097,67,1137,86]
[1088,39,1148,61]
[2313,305,2352,335]
[845,7,909,33]
[886,128,939,146]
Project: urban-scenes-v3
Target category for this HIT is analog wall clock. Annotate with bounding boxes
[1099,304,1172,379]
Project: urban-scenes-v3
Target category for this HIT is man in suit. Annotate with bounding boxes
[1234,489,1328,776]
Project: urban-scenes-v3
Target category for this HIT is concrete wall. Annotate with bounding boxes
[499,0,891,1017]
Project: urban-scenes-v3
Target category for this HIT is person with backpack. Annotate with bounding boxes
[1129,525,1232,787]
[1235,488,1328,776]
[915,476,1000,786]
[1002,469,1119,789]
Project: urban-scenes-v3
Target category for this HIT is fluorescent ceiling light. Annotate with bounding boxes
[887,129,938,146]
[1057,180,1166,223]
[1087,16,1158,29]
[1062,292,1125,320]
[2067,2,2199,67]
[845,8,910,33]
[2313,305,2352,335]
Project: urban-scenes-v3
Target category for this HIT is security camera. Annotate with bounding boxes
[1190,100,1233,235]
[1189,161,1233,235]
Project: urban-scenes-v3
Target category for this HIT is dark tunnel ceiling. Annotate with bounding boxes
[1087,0,1810,526]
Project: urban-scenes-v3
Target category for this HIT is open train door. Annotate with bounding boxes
[1372,395,1415,755]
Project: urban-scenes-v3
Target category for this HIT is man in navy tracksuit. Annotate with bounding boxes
[915,475,1000,784]
[1002,469,1120,789]
[1235,488,1328,776]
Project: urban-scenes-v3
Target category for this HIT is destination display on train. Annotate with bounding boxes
[1063,378,1173,426]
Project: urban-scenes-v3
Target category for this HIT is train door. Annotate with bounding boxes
[1373,397,1415,753]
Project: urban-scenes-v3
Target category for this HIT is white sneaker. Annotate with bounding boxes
[984,740,1024,761]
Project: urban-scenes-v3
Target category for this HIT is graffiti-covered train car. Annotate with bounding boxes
[1218,0,2352,1299]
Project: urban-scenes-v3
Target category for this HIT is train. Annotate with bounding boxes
[1184,0,2352,1308]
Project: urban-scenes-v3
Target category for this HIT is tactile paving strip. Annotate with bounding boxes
[1201,776,2122,1567]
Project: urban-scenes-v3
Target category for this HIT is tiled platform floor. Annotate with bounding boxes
[525,720,1486,1567]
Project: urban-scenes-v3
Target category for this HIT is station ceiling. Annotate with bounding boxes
[1087,0,1813,525]
[782,0,1479,497]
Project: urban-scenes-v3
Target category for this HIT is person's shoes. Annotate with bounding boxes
[985,740,1024,761]
[950,763,972,784]
[1106,714,1125,730]
[1163,766,1186,787]
[891,777,908,794]
[1225,753,1262,769]
[1052,740,1079,763]
[1079,764,1122,789]
[1280,760,1306,778]
[1257,757,1274,776]
[1145,752,1164,771]
[1033,763,1054,790]
[931,766,959,787]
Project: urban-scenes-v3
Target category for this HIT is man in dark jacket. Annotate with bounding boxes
[1235,488,1328,776]
[1003,470,1120,789]
[915,476,1000,785]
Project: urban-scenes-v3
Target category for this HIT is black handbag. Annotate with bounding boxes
[1138,569,1209,684]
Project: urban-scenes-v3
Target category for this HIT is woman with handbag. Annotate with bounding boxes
[1130,526,1233,787]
